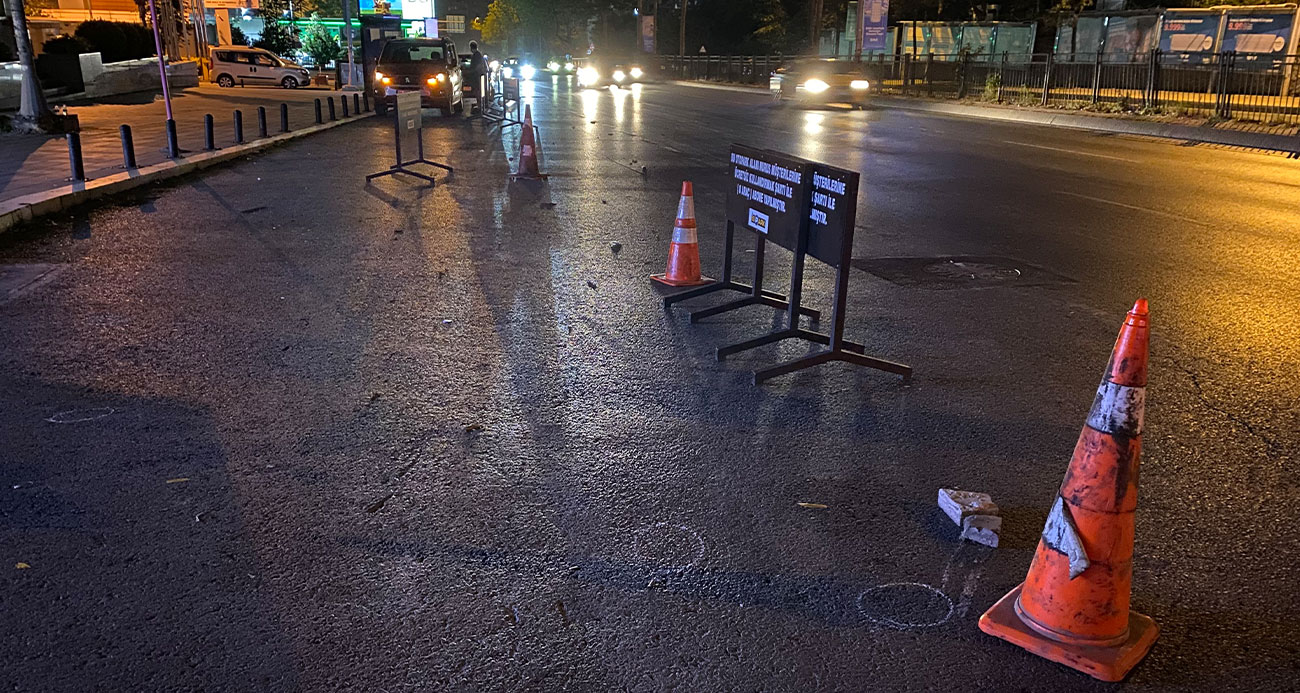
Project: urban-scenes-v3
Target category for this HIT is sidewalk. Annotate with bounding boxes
[0,85,352,203]
[670,79,1300,154]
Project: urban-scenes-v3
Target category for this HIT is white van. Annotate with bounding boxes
[211,46,311,89]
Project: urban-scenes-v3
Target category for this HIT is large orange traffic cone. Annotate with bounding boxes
[651,182,714,287]
[510,104,547,180]
[979,299,1158,682]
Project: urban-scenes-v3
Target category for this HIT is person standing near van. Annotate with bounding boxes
[468,40,487,110]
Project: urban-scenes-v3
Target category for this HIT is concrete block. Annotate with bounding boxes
[961,514,1001,548]
[938,488,999,526]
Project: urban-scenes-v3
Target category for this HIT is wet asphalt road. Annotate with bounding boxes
[1,78,1298,691]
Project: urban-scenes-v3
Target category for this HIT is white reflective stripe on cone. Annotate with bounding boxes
[1086,381,1145,437]
[670,226,698,244]
[677,195,695,221]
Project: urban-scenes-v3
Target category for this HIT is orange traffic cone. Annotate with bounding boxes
[651,182,714,287]
[979,299,1158,682]
[510,104,547,180]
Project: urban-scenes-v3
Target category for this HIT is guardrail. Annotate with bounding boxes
[661,51,1300,126]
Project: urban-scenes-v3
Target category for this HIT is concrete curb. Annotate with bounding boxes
[670,80,1300,154]
[0,112,374,237]
[877,97,1300,155]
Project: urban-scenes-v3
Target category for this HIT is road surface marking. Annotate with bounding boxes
[1004,141,1140,163]
[1057,191,1209,226]
[46,407,115,424]
[955,565,985,617]
[857,582,955,629]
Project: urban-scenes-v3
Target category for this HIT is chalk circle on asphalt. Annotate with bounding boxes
[632,522,705,572]
[46,407,116,424]
[857,582,954,630]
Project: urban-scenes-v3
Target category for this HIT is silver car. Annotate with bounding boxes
[211,46,311,89]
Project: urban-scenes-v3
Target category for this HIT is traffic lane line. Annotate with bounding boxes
[1056,190,1210,227]
[1003,140,1141,163]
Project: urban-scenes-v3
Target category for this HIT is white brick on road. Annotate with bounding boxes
[1,85,354,203]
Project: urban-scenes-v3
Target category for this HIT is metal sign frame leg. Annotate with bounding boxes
[366,98,453,186]
[752,261,912,383]
[663,220,820,321]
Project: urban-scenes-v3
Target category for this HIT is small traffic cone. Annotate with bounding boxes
[510,104,547,180]
[979,299,1158,682]
[651,182,714,287]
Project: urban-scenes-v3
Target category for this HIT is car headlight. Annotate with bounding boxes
[613,70,626,82]
[547,61,560,71]
[520,64,536,80]
[804,78,829,93]
[578,66,599,84]
[630,66,643,78]
[489,60,500,71]
[564,62,575,71]
[851,79,870,90]
[426,73,446,85]
[502,66,513,78]
[374,71,385,81]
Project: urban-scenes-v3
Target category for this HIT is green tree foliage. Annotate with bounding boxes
[230,25,251,47]
[301,14,342,67]
[254,0,302,56]
[481,0,522,48]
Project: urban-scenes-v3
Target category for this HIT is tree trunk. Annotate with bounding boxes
[4,0,54,133]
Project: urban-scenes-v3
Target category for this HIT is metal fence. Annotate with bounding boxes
[660,52,1300,126]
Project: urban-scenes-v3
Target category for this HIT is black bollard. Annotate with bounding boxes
[280,103,289,133]
[341,95,349,117]
[362,91,370,112]
[204,114,216,150]
[353,93,361,115]
[66,132,86,181]
[119,124,137,168]
[165,118,179,159]
[257,106,268,138]
[314,98,323,124]
[234,109,244,144]
[327,97,337,121]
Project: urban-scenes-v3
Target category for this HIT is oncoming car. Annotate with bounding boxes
[608,61,646,85]
[575,54,647,88]
[770,59,874,108]
[545,56,576,75]
[500,56,537,81]
[372,37,463,115]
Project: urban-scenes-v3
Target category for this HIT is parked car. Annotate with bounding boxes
[372,37,463,115]
[770,59,875,108]
[210,46,311,89]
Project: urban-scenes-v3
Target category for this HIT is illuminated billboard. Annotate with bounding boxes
[403,0,433,20]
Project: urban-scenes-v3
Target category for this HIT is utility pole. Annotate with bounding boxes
[809,0,824,54]
[678,0,685,55]
[4,0,53,132]
[343,0,355,88]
